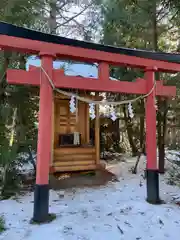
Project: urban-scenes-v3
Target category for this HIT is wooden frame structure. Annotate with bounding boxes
[0,22,178,223]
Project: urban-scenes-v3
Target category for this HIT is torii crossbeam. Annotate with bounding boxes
[0,22,177,223]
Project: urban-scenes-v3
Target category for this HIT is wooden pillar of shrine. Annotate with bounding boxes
[33,52,55,223]
[95,94,100,166]
[145,67,161,204]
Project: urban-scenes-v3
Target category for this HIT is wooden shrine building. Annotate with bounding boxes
[52,92,100,172]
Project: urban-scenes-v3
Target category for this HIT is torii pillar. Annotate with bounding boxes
[33,52,55,222]
[145,66,160,204]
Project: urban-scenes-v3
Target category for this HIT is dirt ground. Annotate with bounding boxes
[49,155,146,190]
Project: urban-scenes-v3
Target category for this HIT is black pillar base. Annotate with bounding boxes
[159,169,165,175]
[146,169,161,204]
[32,184,50,223]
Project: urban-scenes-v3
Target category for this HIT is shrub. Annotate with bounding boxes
[0,216,6,233]
[0,143,22,199]
[166,162,180,186]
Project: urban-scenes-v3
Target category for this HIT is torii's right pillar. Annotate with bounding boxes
[145,66,161,204]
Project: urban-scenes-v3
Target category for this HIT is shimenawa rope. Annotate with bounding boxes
[40,66,156,106]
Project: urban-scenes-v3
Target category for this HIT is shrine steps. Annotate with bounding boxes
[52,147,96,172]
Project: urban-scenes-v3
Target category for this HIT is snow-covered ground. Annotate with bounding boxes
[165,149,180,162]
[0,156,180,240]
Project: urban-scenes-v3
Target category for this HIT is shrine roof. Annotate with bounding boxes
[0,21,180,64]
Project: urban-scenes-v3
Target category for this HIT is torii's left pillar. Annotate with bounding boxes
[33,52,55,223]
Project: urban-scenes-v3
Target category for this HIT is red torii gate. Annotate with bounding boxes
[0,22,177,223]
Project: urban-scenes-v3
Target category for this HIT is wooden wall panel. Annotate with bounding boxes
[54,95,90,145]
[54,99,75,147]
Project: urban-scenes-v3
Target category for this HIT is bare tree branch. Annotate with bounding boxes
[157,10,169,23]
[56,1,93,29]
[156,0,169,17]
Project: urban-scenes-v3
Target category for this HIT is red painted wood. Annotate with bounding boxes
[29,65,40,71]
[1,35,180,72]
[145,69,157,170]
[99,62,109,82]
[7,69,40,86]
[7,68,176,96]
[156,80,176,96]
[36,54,54,185]
[54,73,147,94]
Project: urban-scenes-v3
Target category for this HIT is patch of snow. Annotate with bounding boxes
[17,153,36,175]
[19,164,34,176]
[165,150,180,162]
[0,158,180,240]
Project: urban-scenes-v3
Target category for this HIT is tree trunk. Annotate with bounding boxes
[158,99,168,173]
[123,105,138,156]
[157,98,163,172]
[49,0,57,34]
[0,52,10,105]
[111,118,121,152]
[139,100,145,151]
[171,119,176,148]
